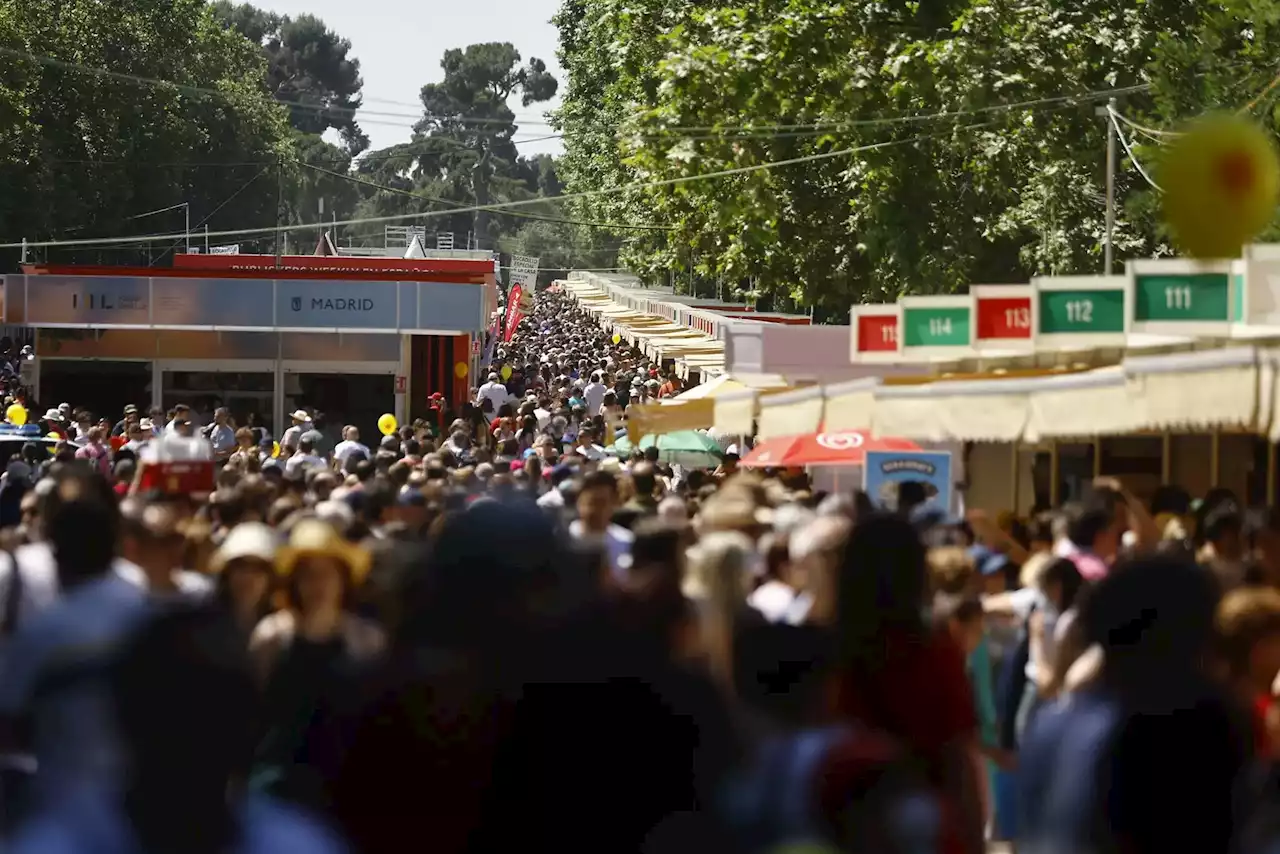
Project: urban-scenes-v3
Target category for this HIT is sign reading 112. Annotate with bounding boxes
[1064,299,1094,323]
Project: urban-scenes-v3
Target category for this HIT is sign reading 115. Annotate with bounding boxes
[1165,285,1193,310]
[881,324,897,344]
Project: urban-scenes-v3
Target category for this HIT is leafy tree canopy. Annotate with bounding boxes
[553,0,1280,312]
[0,0,293,264]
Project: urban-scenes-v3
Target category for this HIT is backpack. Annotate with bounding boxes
[721,724,944,854]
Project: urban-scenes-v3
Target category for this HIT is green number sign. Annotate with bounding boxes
[1133,273,1230,322]
[902,307,971,348]
[1038,289,1125,335]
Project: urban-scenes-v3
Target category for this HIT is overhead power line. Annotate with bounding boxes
[299,161,675,231]
[2,121,996,250]
[1107,105,1162,192]
[0,46,558,128]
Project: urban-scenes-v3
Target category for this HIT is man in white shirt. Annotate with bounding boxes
[284,436,325,476]
[582,371,608,414]
[281,409,311,454]
[332,425,371,466]
[476,373,511,412]
[569,469,633,580]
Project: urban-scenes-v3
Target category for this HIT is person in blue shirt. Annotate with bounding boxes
[0,467,150,828]
[1017,554,1251,854]
[9,602,345,854]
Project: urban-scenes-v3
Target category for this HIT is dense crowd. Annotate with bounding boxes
[1,289,1280,854]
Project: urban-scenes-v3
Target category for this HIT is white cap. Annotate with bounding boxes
[291,409,310,421]
[210,522,276,571]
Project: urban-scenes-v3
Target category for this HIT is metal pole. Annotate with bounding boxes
[19,238,27,265]
[204,225,209,254]
[184,202,190,255]
[1210,429,1222,486]
[274,155,284,268]
[1100,98,1117,273]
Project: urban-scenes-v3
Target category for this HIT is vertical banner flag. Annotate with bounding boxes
[502,254,540,342]
[862,450,954,512]
[503,284,523,342]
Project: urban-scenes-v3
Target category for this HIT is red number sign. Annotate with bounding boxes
[857,314,898,352]
[976,296,1032,340]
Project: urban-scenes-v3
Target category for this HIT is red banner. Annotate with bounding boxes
[503,285,524,342]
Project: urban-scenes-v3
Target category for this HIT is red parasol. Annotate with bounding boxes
[738,430,920,468]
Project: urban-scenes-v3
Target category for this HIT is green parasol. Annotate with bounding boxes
[636,430,724,468]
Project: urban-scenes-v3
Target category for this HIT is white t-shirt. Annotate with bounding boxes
[332,440,371,464]
[477,381,511,412]
[583,382,608,414]
[748,580,796,624]
[285,453,325,476]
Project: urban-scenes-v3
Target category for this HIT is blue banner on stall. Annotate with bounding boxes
[862,450,953,512]
[8,275,486,334]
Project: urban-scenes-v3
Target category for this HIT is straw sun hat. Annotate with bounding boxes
[275,518,371,584]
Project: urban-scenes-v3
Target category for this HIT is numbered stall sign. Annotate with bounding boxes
[1128,258,1235,337]
[1032,274,1128,350]
[898,295,973,357]
[973,285,1034,353]
[850,305,901,363]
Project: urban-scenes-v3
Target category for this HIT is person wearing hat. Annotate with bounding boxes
[40,409,67,441]
[280,409,311,458]
[247,519,384,805]
[208,522,277,637]
[111,404,140,439]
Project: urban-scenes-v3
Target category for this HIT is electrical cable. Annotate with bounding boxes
[1107,106,1162,192]
[0,121,994,250]
[0,47,557,127]
[300,161,675,231]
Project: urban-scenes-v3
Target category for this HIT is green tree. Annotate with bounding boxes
[212,1,368,154]
[554,0,1280,307]
[414,43,557,249]
[213,2,370,234]
[0,0,293,263]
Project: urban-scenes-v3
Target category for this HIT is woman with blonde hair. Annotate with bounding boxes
[683,530,761,694]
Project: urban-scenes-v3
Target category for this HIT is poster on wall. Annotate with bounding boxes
[862,450,953,512]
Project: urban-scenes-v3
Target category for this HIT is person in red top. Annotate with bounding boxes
[826,512,984,854]
[1214,586,1280,757]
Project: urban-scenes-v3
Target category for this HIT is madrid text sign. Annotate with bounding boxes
[4,275,487,335]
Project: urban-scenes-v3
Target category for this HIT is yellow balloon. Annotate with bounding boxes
[611,333,621,345]
[271,441,281,459]
[500,364,513,381]
[377,413,398,436]
[454,361,469,379]
[1162,113,1280,258]
[6,404,26,426]
[46,432,58,440]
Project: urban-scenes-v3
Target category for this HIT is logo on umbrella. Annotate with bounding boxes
[816,432,865,451]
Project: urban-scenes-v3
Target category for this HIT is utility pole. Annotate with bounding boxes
[183,202,190,255]
[274,155,284,268]
[1097,98,1118,274]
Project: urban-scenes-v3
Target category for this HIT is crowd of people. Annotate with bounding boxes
[0,288,1279,854]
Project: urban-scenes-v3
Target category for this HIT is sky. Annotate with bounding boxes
[261,0,566,156]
